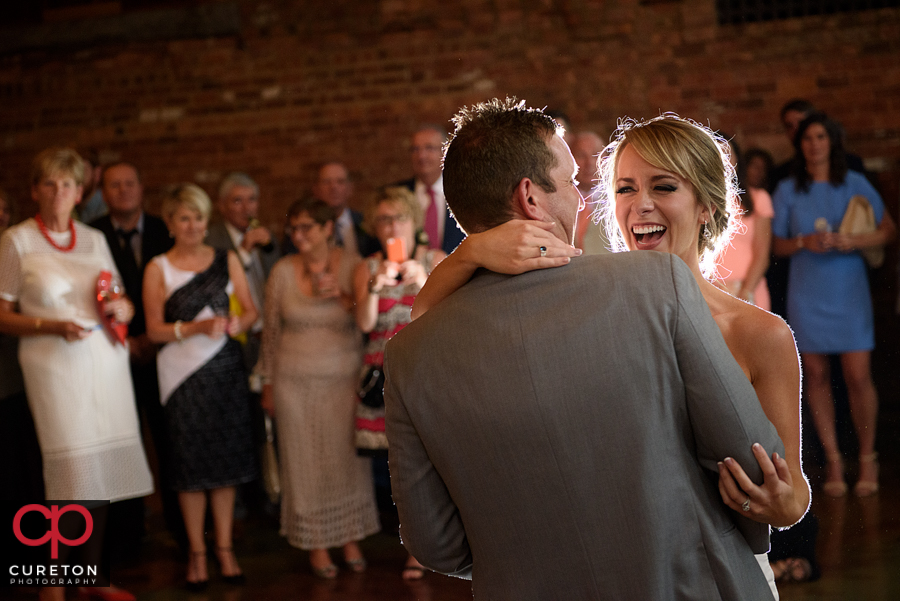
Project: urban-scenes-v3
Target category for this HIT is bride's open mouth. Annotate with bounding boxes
[632,224,666,246]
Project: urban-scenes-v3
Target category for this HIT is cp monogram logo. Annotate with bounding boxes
[12,504,94,559]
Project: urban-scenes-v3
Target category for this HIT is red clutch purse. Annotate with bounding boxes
[96,270,128,345]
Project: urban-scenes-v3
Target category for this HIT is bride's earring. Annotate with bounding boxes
[702,221,712,241]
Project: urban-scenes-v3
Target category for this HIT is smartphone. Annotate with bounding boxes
[386,237,406,263]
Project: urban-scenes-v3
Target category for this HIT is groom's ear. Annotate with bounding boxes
[512,177,546,221]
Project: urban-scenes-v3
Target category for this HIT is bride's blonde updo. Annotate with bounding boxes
[595,113,740,278]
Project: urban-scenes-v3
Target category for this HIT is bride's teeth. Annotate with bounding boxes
[632,224,665,235]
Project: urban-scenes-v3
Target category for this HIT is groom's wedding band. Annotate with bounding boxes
[741,498,751,512]
[539,246,548,258]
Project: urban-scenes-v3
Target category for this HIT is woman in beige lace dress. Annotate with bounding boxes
[258,198,379,579]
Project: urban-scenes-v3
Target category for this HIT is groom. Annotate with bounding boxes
[383,98,783,600]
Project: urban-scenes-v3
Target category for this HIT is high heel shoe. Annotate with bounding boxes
[822,453,847,497]
[854,452,879,497]
[343,542,367,573]
[310,549,338,579]
[214,546,246,585]
[185,550,209,592]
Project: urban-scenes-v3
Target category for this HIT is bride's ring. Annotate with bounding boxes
[741,498,751,512]
[539,246,548,258]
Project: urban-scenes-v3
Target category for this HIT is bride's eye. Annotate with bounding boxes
[615,185,634,195]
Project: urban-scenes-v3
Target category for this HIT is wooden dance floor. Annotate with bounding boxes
[8,332,900,600]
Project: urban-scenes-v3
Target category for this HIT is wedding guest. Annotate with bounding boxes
[90,161,180,554]
[353,186,444,580]
[312,162,379,257]
[744,148,774,191]
[258,197,379,578]
[143,183,259,590]
[395,126,465,254]
[772,112,895,498]
[716,140,774,310]
[0,147,153,601]
[207,172,279,369]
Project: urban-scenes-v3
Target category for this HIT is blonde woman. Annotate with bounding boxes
[413,115,809,599]
[0,148,152,601]
[143,183,258,590]
[352,186,444,579]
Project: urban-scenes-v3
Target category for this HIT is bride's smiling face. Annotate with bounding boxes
[613,144,708,267]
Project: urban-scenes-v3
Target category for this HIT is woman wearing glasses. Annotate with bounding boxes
[352,186,445,579]
[258,198,379,579]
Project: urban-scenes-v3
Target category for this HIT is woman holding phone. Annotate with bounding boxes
[352,186,444,579]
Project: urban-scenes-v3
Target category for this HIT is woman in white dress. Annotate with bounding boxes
[0,148,153,601]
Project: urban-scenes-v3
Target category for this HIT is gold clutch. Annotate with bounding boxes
[838,195,883,268]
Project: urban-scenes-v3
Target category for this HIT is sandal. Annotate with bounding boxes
[310,549,338,579]
[854,452,879,497]
[346,557,367,573]
[822,453,847,497]
[214,546,246,585]
[343,542,367,573]
[185,550,209,592]
[312,563,339,579]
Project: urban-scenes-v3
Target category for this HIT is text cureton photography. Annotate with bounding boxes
[2,500,110,588]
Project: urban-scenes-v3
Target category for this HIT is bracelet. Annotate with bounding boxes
[174,320,184,341]
[34,318,42,331]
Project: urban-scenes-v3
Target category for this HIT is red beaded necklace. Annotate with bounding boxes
[35,213,77,252]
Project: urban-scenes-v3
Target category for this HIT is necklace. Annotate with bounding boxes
[35,213,77,252]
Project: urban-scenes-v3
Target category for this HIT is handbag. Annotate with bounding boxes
[357,365,385,408]
[260,414,281,504]
[839,194,883,268]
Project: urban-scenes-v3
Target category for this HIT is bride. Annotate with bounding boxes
[412,114,809,599]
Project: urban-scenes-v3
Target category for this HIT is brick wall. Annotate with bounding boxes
[1,0,898,229]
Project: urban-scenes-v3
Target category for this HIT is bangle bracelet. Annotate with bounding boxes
[174,320,184,341]
[34,318,42,331]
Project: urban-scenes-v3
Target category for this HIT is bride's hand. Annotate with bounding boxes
[717,443,802,528]
[461,220,581,275]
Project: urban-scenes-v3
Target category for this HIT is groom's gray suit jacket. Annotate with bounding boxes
[384,251,784,600]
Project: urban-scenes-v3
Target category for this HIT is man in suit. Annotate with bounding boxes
[90,161,179,551]
[395,125,466,254]
[384,98,784,599]
[206,172,279,370]
[312,162,379,257]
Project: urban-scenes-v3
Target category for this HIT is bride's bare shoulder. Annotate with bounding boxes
[729,298,798,361]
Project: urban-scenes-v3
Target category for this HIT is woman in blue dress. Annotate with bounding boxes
[772,112,895,498]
